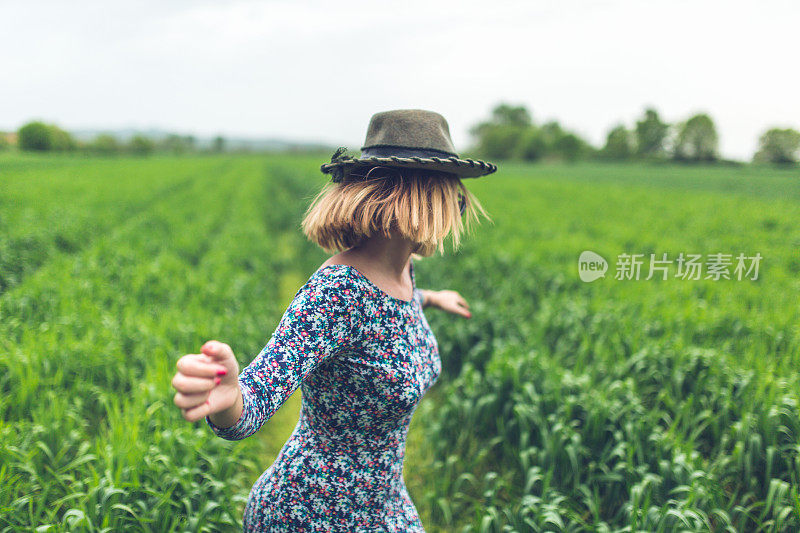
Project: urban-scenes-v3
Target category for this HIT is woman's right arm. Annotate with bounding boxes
[414,288,472,318]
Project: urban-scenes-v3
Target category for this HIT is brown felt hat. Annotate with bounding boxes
[320,109,498,182]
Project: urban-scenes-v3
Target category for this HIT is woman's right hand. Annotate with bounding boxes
[172,340,241,423]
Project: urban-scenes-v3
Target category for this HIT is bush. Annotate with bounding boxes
[753,128,800,165]
[600,125,634,161]
[470,103,595,163]
[129,135,156,156]
[475,125,526,160]
[553,133,583,162]
[513,129,547,162]
[89,134,121,156]
[18,122,53,151]
[18,121,76,152]
[673,113,719,162]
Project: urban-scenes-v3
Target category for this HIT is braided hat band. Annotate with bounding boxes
[321,146,498,182]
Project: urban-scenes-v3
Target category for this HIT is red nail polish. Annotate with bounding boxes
[214,377,221,385]
[216,369,227,376]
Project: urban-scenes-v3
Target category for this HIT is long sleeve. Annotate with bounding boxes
[206,270,363,440]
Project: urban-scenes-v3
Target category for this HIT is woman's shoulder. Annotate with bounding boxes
[301,264,367,305]
[309,263,360,288]
[275,265,366,327]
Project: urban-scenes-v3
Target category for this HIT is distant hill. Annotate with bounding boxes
[70,128,339,153]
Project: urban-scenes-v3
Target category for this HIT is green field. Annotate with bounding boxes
[1,152,799,532]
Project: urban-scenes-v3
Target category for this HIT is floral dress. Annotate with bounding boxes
[206,259,441,532]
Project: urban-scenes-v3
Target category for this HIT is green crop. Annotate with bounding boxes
[411,161,800,532]
[1,153,798,532]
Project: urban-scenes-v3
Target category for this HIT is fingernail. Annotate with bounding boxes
[216,369,227,376]
[214,377,221,385]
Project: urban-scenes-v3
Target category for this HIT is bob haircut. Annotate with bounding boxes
[301,165,491,258]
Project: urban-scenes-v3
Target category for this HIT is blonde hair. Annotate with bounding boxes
[301,165,491,257]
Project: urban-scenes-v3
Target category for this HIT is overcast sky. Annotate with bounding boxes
[1,0,797,160]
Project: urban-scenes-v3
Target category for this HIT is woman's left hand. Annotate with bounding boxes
[428,290,471,319]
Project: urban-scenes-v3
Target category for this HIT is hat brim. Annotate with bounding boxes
[320,155,497,179]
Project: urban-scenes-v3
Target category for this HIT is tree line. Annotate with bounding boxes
[469,103,800,165]
[3,110,798,165]
[1,121,227,156]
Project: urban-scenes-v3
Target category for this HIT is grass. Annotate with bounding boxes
[1,151,798,531]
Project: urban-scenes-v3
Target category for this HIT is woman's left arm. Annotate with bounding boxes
[418,289,471,319]
[205,272,364,440]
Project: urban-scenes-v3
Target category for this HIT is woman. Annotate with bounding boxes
[171,109,497,531]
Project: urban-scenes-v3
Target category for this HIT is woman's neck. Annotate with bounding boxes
[336,231,417,282]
